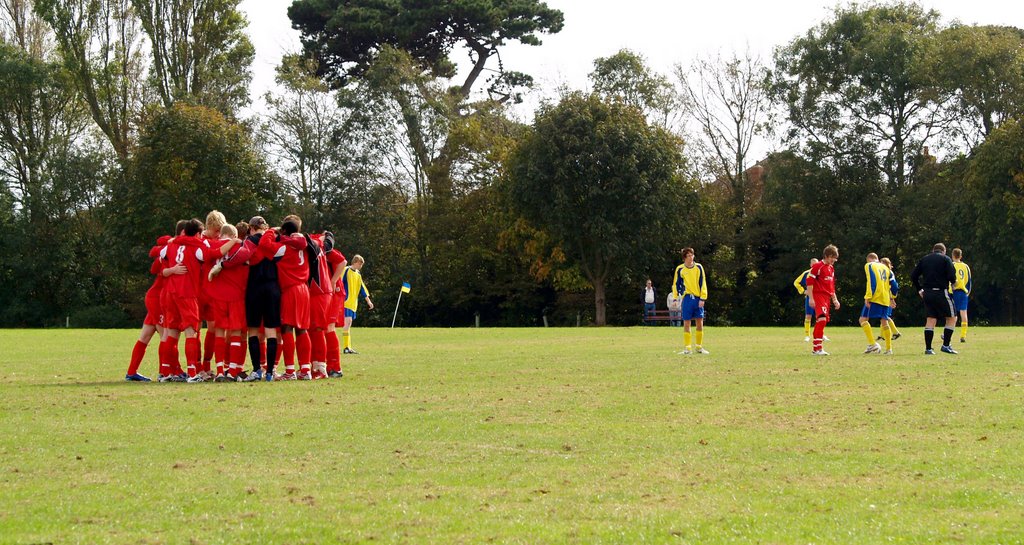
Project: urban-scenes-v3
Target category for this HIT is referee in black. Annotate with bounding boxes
[910,243,958,355]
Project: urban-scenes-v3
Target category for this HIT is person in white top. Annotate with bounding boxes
[642,279,656,325]
[667,292,682,327]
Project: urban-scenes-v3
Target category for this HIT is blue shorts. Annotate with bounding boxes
[804,297,815,316]
[681,295,705,321]
[953,291,969,312]
[344,308,358,320]
[860,304,889,320]
[885,305,894,319]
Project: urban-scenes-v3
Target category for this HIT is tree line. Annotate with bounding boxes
[1,0,1022,328]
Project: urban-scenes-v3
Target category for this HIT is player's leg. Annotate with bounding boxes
[342,311,356,354]
[326,322,342,377]
[127,323,157,381]
[958,309,968,342]
[803,297,813,341]
[694,317,707,354]
[812,300,829,354]
[859,307,876,350]
[880,318,893,353]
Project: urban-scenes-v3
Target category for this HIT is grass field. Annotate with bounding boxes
[1,326,1023,544]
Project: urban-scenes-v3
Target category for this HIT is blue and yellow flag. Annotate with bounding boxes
[401,282,411,294]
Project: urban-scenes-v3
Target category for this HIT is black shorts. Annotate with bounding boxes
[923,289,955,319]
[246,282,282,328]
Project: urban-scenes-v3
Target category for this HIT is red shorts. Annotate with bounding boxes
[309,293,333,329]
[144,290,164,327]
[326,289,343,325]
[280,284,311,329]
[813,296,832,323]
[165,295,200,332]
[212,298,246,331]
[198,293,215,323]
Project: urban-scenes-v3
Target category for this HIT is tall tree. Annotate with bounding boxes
[590,48,677,127]
[507,93,689,326]
[288,0,563,290]
[676,49,771,295]
[34,0,147,164]
[930,24,1024,149]
[0,1,88,221]
[772,2,945,188]
[130,0,254,116]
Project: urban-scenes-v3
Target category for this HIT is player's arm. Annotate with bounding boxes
[281,233,308,250]
[805,270,816,301]
[793,273,806,295]
[864,263,873,306]
[697,265,707,306]
[361,284,373,310]
[671,267,681,299]
[223,239,256,268]
[966,266,972,295]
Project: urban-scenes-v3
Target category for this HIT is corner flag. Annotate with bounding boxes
[393,282,412,328]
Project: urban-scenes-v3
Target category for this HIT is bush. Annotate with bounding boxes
[68,305,134,329]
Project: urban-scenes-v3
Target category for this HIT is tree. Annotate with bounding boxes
[0,2,88,223]
[676,49,771,295]
[590,48,676,127]
[507,92,689,326]
[772,2,945,188]
[130,0,254,116]
[34,0,148,164]
[963,117,1024,323]
[931,24,1024,148]
[119,103,277,248]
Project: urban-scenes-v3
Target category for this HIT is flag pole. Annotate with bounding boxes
[391,290,403,328]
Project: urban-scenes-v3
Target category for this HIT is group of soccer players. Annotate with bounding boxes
[123,211,373,383]
[794,243,972,356]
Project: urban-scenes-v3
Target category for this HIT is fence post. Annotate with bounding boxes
[474,312,480,328]
[542,314,548,328]
[576,312,581,327]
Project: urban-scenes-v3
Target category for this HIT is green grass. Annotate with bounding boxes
[1,326,1023,544]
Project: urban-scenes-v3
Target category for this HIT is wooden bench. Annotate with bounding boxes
[643,309,680,324]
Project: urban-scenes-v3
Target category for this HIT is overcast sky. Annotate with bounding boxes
[239,0,1023,118]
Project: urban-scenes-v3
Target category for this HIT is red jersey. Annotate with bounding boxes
[262,231,309,289]
[307,235,333,296]
[199,237,230,296]
[807,261,836,299]
[161,236,206,298]
[207,239,256,302]
[326,248,347,298]
[146,236,172,296]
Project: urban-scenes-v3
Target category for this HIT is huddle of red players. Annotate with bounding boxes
[124,211,358,383]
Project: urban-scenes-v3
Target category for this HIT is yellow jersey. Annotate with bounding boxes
[793,269,811,295]
[863,261,891,306]
[951,262,972,293]
[341,266,370,311]
[673,262,708,300]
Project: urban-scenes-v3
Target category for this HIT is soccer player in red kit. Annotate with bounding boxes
[124,235,173,381]
[206,223,256,381]
[263,216,311,380]
[160,218,240,382]
[325,243,347,378]
[198,210,227,378]
[307,231,336,380]
[804,244,841,356]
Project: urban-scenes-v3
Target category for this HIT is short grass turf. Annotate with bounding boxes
[1,327,1023,544]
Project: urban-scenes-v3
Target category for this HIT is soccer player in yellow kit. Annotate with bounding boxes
[340,255,374,354]
[794,258,819,341]
[673,247,709,355]
[859,253,894,354]
[950,248,972,342]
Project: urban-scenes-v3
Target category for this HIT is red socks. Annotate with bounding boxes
[185,337,201,377]
[127,340,147,375]
[326,331,340,373]
[228,335,245,377]
[202,328,215,371]
[297,332,312,374]
[813,320,827,352]
[281,332,296,373]
[310,329,326,365]
[214,336,227,376]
